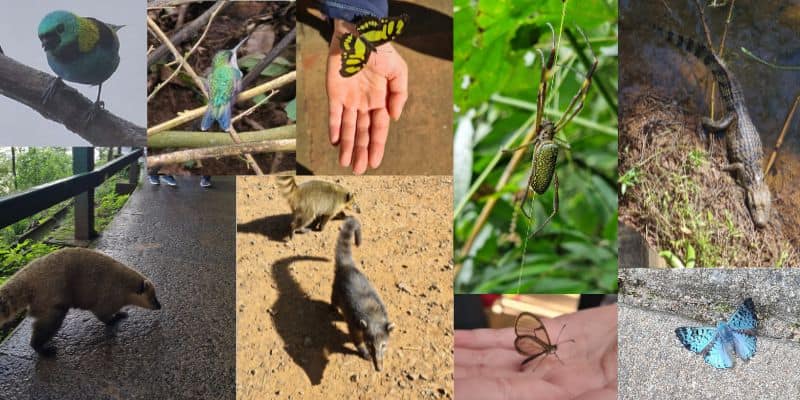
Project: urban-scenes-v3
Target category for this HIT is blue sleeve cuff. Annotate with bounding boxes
[320,0,389,21]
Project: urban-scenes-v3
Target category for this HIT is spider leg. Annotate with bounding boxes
[554,26,598,133]
[535,23,557,137]
[529,172,558,237]
[519,150,539,220]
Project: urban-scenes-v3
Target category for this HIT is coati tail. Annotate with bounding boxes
[277,176,297,198]
[653,25,740,112]
[335,217,361,269]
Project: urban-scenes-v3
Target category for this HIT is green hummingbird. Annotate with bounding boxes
[201,37,247,131]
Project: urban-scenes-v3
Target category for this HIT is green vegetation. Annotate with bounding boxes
[0,148,134,283]
[454,0,618,293]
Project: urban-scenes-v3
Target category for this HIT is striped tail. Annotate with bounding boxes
[335,217,362,270]
[276,176,297,199]
[654,26,742,112]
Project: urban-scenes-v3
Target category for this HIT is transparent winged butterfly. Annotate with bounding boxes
[675,298,758,369]
[514,312,574,371]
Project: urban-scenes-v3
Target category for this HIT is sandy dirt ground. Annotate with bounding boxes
[236,176,454,399]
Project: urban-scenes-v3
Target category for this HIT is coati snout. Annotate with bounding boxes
[0,248,161,356]
[132,279,162,310]
[362,319,395,371]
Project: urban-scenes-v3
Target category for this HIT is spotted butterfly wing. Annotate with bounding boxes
[727,297,757,360]
[675,326,732,368]
[338,14,408,77]
[355,14,408,48]
[339,34,371,77]
[514,312,554,367]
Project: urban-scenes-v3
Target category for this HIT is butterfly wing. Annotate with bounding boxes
[514,335,547,365]
[727,298,757,360]
[703,333,734,369]
[731,331,757,360]
[356,14,408,47]
[728,298,757,331]
[339,34,371,77]
[675,326,717,353]
[515,312,552,347]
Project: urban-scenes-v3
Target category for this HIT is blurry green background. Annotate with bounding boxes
[453,0,618,293]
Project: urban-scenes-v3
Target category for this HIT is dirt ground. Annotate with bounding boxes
[147,1,296,175]
[619,89,799,267]
[236,176,454,399]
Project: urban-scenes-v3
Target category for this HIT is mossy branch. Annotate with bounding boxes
[147,125,296,148]
[0,54,145,146]
[145,139,296,168]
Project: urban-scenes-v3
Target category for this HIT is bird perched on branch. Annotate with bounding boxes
[38,10,123,125]
[201,37,247,131]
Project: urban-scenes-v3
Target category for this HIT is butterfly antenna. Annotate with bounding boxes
[554,324,576,345]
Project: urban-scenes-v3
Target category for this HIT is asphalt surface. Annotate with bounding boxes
[0,176,236,400]
[619,269,800,399]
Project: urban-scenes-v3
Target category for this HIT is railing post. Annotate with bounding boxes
[73,147,96,240]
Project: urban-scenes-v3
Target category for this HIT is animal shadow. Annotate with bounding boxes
[236,214,292,241]
[271,256,357,385]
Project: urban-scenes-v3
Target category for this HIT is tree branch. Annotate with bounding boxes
[147,0,229,66]
[146,139,296,168]
[0,54,145,146]
[147,125,295,148]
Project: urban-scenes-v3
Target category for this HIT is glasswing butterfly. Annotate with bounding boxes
[514,312,574,371]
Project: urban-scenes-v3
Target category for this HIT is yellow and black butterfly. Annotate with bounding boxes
[339,14,408,77]
[514,312,574,371]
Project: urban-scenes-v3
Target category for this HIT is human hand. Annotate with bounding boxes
[455,304,618,400]
[326,19,408,174]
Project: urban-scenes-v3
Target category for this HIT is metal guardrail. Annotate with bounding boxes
[0,148,143,230]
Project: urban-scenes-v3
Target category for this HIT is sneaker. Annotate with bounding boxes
[160,175,178,186]
[200,176,212,188]
[148,175,160,185]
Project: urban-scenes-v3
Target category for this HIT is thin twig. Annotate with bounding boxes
[241,26,297,90]
[147,0,229,65]
[228,125,264,175]
[147,0,227,101]
[147,71,296,135]
[765,93,799,174]
[147,15,208,98]
[146,139,295,168]
[231,90,277,124]
[740,47,800,71]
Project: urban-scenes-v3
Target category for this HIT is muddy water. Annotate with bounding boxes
[620,0,800,244]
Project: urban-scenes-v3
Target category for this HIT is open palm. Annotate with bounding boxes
[455,304,617,400]
[326,39,407,174]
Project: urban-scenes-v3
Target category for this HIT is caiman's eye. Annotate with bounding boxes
[56,24,65,34]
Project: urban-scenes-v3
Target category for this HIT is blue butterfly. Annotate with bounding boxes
[675,298,758,369]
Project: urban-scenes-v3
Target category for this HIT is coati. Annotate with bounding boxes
[331,217,394,371]
[277,176,360,238]
[0,248,161,356]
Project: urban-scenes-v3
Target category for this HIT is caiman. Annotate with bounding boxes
[655,26,771,229]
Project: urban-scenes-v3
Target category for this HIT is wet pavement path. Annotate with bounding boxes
[0,176,236,400]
